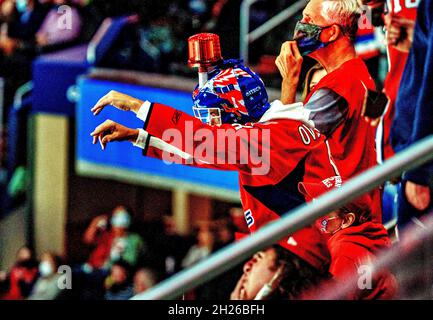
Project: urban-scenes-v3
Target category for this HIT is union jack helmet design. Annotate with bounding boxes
[192,59,270,125]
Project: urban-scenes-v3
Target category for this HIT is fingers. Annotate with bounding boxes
[276,41,303,83]
[275,56,285,74]
[291,41,302,60]
[99,135,106,150]
[405,182,431,211]
[284,41,294,57]
[91,120,115,150]
[230,274,247,300]
[239,288,247,300]
[91,94,112,116]
[91,120,114,137]
[390,15,415,28]
[387,27,400,45]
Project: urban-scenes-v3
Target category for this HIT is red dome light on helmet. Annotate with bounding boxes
[188,33,223,72]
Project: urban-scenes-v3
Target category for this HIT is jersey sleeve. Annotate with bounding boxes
[134,101,326,181]
[303,88,349,137]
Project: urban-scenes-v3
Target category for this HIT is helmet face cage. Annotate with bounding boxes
[193,107,222,126]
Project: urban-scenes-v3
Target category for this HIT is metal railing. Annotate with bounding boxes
[240,0,308,65]
[132,135,433,300]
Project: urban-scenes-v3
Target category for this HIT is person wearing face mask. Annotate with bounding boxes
[299,181,398,300]
[83,206,146,271]
[27,252,63,300]
[275,0,383,224]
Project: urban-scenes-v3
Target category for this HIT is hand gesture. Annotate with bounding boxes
[275,41,303,104]
[405,181,431,211]
[91,90,144,116]
[275,41,303,82]
[385,14,415,53]
[230,273,248,300]
[91,215,108,229]
[90,120,139,150]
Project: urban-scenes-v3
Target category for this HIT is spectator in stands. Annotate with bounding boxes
[275,0,383,223]
[391,0,433,225]
[230,242,329,300]
[3,246,39,300]
[181,225,215,269]
[299,181,398,299]
[214,219,236,250]
[28,252,63,300]
[0,0,51,109]
[364,0,419,163]
[133,268,157,295]
[104,260,134,300]
[229,207,250,235]
[35,0,82,48]
[83,206,146,271]
[0,0,50,55]
[0,0,14,23]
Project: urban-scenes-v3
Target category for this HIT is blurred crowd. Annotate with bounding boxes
[0,205,244,300]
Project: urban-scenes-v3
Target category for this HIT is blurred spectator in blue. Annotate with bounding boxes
[35,0,82,48]
[391,0,433,226]
[133,267,157,295]
[2,246,39,300]
[82,206,146,271]
[0,0,50,110]
[0,0,50,54]
[104,260,134,300]
[28,252,63,300]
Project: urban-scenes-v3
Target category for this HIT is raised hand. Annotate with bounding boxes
[90,120,139,150]
[275,41,303,104]
[385,14,415,53]
[405,181,431,211]
[91,90,144,116]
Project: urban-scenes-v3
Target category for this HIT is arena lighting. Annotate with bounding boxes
[132,135,433,300]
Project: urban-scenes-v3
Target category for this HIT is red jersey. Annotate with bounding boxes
[380,0,419,160]
[137,100,333,271]
[304,58,382,222]
[327,222,398,300]
[87,231,115,269]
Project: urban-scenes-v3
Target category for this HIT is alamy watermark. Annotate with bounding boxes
[57,265,72,290]
[57,5,74,31]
